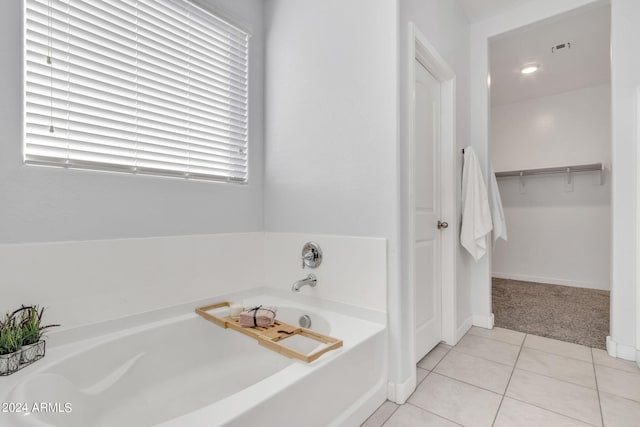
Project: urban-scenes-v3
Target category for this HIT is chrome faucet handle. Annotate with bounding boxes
[302,250,315,268]
[301,242,322,269]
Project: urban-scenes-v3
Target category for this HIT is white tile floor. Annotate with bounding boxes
[362,327,640,427]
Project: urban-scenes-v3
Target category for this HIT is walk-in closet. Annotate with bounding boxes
[489,3,612,349]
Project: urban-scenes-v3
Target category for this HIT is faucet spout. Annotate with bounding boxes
[291,273,317,292]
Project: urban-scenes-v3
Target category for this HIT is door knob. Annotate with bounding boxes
[437,221,449,230]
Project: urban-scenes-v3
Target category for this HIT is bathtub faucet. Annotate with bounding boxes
[291,274,317,292]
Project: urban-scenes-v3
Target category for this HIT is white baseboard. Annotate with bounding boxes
[492,272,609,291]
[472,313,494,330]
[455,316,473,343]
[607,336,637,361]
[387,373,416,404]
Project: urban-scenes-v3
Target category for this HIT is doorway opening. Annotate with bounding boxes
[488,3,612,349]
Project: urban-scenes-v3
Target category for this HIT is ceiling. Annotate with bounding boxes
[489,3,610,106]
[458,0,537,23]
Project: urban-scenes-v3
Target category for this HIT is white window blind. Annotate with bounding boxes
[25,0,249,182]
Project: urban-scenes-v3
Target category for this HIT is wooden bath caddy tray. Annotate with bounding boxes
[195,302,343,363]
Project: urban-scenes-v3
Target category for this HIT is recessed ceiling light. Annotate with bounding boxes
[521,65,538,75]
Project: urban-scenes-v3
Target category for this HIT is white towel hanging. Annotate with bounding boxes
[461,147,493,260]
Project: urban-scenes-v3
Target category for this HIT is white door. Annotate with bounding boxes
[414,58,442,362]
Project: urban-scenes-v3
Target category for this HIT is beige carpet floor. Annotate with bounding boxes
[492,278,610,349]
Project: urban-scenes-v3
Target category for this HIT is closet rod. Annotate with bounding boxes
[494,163,604,178]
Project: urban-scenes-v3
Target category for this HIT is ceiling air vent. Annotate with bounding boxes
[551,42,571,53]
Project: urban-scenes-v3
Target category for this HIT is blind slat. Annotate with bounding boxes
[27,89,248,141]
[26,65,249,127]
[25,0,250,183]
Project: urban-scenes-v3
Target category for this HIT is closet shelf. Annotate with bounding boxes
[495,163,604,179]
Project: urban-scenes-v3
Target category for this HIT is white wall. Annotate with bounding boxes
[611,0,640,360]
[0,233,264,330]
[493,175,611,289]
[262,0,400,385]
[263,0,397,239]
[264,233,387,312]
[398,0,472,399]
[0,231,388,332]
[0,0,265,244]
[637,86,640,367]
[491,85,611,290]
[492,85,612,171]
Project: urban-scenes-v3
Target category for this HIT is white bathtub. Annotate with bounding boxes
[0,293,387,427]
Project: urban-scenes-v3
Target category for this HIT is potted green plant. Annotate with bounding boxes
[0,314,22,375]
[14,305,58,364]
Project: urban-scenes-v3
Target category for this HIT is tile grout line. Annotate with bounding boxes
[590,358,640,375]
[380,331,623,427]
[417,332,614,427]
[488,337,601,427]
[591,348,606,427]
[464,330,524,348]
[505,396,602,427]
[449,344,520,368]
[379,403,400,426]
[466,328,526,346]
[461,333,597,366]
[513,365,597,391]
[417,344,453,374]
[362,401,400,427]
[429,344,452,372]
[491,332,526,427]
[404,402,464,426]
[422,330,619,427]
[517,339,594,364]
[597,390,640,405]
[416,367,430,387]
[430,363,602,425]
[427,371,504,397]
[456,333,603,391]
[405,345,464,425]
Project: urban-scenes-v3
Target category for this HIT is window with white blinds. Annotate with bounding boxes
[25,0,249,182]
